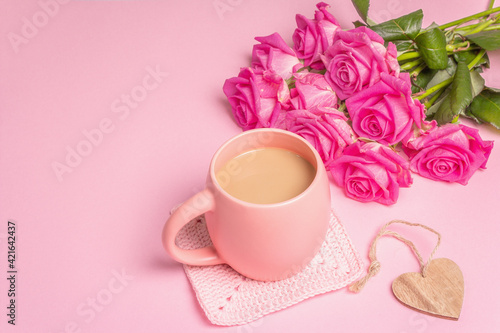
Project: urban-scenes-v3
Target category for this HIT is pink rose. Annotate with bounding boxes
[252,33,302,81]
[321,26,399,100]
[223,68,290,130]
[293,2,341,70]
[331,141,412,205]
[345,73,425,145]
[284,107,355,169]
[403,123,494,185]
[290,70,338,110]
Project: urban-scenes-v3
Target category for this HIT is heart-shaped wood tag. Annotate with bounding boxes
[392,258,464,320]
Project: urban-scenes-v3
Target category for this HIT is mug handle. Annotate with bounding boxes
[162,189,225,266]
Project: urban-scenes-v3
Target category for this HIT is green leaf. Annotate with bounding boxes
[465,87,500,129]
[453,50,476,64]
[467,30,500,51]
[411,68,437,94]
[415,28,448,69]
[424,57,457,90]
[432,61,473,124]
[426,89,449,118]
[425,22,440,30]
[370,10,423,41]
[470,69,486,98]
[394,40,415,53]
[351,0,370,23]
[353,20,366,28]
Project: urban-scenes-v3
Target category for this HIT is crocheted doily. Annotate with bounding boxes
[175,211,363,326]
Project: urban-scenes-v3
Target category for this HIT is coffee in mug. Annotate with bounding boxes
[215,147,316,204]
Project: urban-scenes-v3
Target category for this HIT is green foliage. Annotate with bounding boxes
[350,0,500,129]
[370,10,423,41]
[466,87,500,129]
[351,0,370,23]
[415,28,448,70]
[467,30,500,51]
[432,61,473,124]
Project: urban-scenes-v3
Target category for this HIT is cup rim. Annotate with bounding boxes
[209,128,324,207]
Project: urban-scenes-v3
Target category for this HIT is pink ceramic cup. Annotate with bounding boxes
[162,128,331,281]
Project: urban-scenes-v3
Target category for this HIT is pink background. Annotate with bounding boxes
[1,0,499,332]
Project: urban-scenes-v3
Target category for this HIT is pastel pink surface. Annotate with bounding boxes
[0,1,499,333]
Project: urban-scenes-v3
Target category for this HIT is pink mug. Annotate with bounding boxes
[162,128,331,281]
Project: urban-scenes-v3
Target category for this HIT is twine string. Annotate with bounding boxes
[349,220,441,293]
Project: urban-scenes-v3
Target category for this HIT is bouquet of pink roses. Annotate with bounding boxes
[223,1,495,205]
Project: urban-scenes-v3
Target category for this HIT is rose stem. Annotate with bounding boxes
[400,59,423,71]
[438,7,500,30]
[445,41,470,52]
[467,49,487,68]
[463,15,499,35]
[410,63,427,77]
[415,80,452,101]
[397,51,420,62]
[424,86,446,109]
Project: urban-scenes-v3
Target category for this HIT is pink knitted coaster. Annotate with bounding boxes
[174,211,363,326]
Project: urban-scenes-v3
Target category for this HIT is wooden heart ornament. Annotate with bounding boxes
[392,258,464,320]
[349,221,465,321]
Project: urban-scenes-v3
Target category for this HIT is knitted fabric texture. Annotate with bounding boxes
[175,211,364,326]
